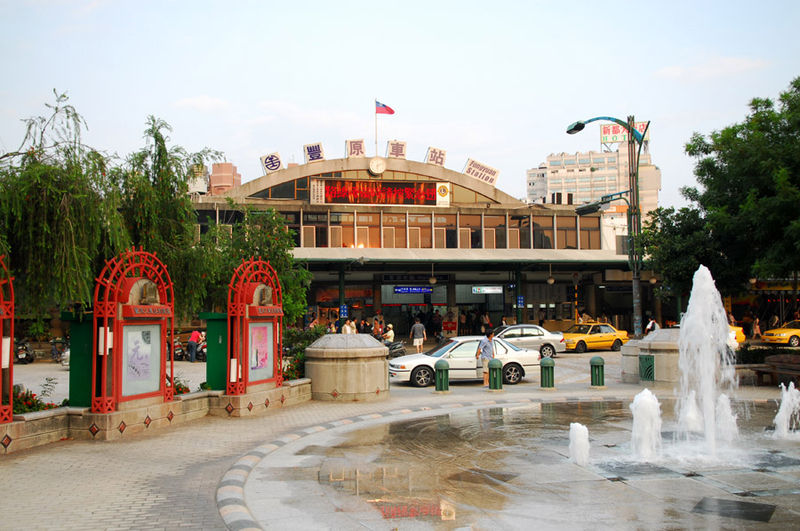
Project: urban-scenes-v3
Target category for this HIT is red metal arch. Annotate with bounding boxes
[0,255,14,424]
[91,248,175,413]
[226,258,283,394]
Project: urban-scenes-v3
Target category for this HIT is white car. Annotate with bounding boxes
[389,335,541,387]
[492,324,566,357]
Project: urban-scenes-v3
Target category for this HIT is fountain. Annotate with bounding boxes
[773,382,800,438]
[629,389,662,461]
[568,422,590,466]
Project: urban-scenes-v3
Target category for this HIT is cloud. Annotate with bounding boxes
[654,56,769,81]
[174,95,230,112]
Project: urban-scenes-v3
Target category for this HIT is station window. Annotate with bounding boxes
[533,215,554,249]
[408,213,432,248]
[459,214,482,249]
[434,214,458,248]
[484,215,506,249]
[510,215,531,249]
[556,216,577,249]
[580,215,601,249]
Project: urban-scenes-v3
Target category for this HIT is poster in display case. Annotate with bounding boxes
[122,324,162,397]
[249,321,274,382]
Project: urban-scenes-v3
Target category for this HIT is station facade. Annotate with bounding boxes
[192,153,658,336]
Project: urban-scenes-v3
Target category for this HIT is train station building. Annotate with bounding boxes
[192,143,658,336]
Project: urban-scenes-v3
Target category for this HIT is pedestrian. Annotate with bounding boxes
[459,311,467,335]
[645,317,660,335]
[753,317,762,339]
[410,317,427,353]
[307,312,318,329]
[342,318,356,334]
[475,328,494,387]
[381,323,395,344]
[187,329,201,362]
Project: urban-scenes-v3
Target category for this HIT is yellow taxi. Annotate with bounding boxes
[761,320,800,347]
[730,325,746,346]
[562,322,629,352]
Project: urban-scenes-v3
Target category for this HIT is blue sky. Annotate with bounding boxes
[1,0,798,208]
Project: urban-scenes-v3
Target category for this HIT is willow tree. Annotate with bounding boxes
[117,117,222,318]
[0,91,128,318]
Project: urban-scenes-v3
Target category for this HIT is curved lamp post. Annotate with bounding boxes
[567,115,650,338]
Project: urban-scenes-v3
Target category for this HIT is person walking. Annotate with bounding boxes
[753,317,762,339]
[475,328,494,387]
[644,317,660,335]
[187,329,201,363]
[410,317,427,353]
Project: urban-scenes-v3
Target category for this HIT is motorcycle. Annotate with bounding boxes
[196,337,207,362]
[15,339,34,364]
[386,340,407,358]
[171,337,186,361]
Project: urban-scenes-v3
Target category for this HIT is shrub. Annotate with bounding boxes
[282,324,326,380]
[12,389,59,414]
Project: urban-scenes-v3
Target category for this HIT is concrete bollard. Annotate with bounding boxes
[488,358,503,390]
[540,357,555,389]
[590,356,606,388]
[435,359,450,392]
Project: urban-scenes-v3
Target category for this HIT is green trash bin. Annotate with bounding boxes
[61,311,93,407]
[435,359,449,392]
[199,312,227,391]
[540,357,555,388]
[488,358,503,390]
[590,356,605,387]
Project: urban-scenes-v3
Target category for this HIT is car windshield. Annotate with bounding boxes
[565,324,591,334]
[425,340,458,358]
[784,321,800,329]
[493,326,509,335]
[496,338,522,351]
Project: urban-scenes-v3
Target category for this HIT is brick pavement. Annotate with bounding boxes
[0,352,784,530]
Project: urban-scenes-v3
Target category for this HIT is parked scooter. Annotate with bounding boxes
[15,339,34,364]
[171,337,186,361]
[195,336,207,362]
[50,337,69,362]
[387,340,407,358]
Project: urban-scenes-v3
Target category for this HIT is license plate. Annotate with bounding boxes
[17,353,26,359]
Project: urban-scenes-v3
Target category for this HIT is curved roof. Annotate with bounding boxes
[225,157,525,206]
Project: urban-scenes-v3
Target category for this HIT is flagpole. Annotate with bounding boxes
[374,98,378,157]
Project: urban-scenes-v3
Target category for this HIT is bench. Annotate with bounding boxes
[752,355,800,386]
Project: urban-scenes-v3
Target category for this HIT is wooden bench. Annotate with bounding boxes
[752,355,800,386]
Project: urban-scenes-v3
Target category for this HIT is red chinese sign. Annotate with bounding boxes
[600,122,650,144]
[324,181,437,205]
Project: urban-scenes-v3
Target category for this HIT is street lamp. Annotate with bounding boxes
[568,115,650,338]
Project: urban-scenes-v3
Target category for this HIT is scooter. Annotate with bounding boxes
[15,339,34,364]
[171,338,186,361]
[387,340,407,358]
[195,338,207,362]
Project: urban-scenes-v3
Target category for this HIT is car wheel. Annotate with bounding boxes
[540,344,555,358]
[411,366,434,387]
[611,339,622,351]
[503,363,523,385]
[575,341,587,353]
[790,336,800,348]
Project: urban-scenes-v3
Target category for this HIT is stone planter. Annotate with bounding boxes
[305,334,389,401]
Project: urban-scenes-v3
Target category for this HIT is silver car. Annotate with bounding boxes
[492,324,565,358]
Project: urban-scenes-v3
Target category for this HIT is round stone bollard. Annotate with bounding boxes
[488,358,503,390]
[435,359,450,392]
[305,334,389,401]
[540,357,555,389]
[590,356,606,388]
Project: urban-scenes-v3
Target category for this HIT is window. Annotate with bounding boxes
[556,216,577,249]
[408,214,432,248]
[459,214,481,248]
[579,216,601,249]
[533,215,553,249]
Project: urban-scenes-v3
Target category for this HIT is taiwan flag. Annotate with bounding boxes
[375,100,395,115]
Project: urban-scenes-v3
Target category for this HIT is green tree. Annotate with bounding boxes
[118,117,221,318]
[644,76,800,298]
[198,204,311,325]
[0,91,128,316]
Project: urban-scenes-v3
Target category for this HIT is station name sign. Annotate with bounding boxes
[463,159,499,187]
[394,286,433,294]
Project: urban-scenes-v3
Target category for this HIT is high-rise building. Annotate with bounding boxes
[526,141,661,217]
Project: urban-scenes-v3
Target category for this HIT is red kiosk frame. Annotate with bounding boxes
[91,248,175,413]
[0,256,14,424]
[227,258,283,395]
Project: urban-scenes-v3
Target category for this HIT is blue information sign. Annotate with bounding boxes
[394,286,433,294]
[339,304,348,318]
[517,295,525,308]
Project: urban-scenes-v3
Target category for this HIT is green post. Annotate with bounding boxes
[488,358,503,390]
[590,356,605,387]
[540,357,555,389]
[199,312,227,391]
[434,359,449,392]
[61,311,93,407]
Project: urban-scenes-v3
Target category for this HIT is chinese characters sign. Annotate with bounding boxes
[304,142,325,163]
[425,147,446,166]
[386,140,407,159]
[346,139,366,158]
[323,180,438,205]
[600,122,650,144]
[260,152,282,174]
[463,158,500,186]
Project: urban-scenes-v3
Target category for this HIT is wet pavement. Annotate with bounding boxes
[3,351,798,530]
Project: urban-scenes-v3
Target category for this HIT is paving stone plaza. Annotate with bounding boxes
[2,352,798,530]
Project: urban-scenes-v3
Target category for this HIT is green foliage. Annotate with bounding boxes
[0,91,129,315]
[12,387,59,414]
[682,77,800,284]
[198,205,312,324]
[282,325,326,380]
[735,344,800,364]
